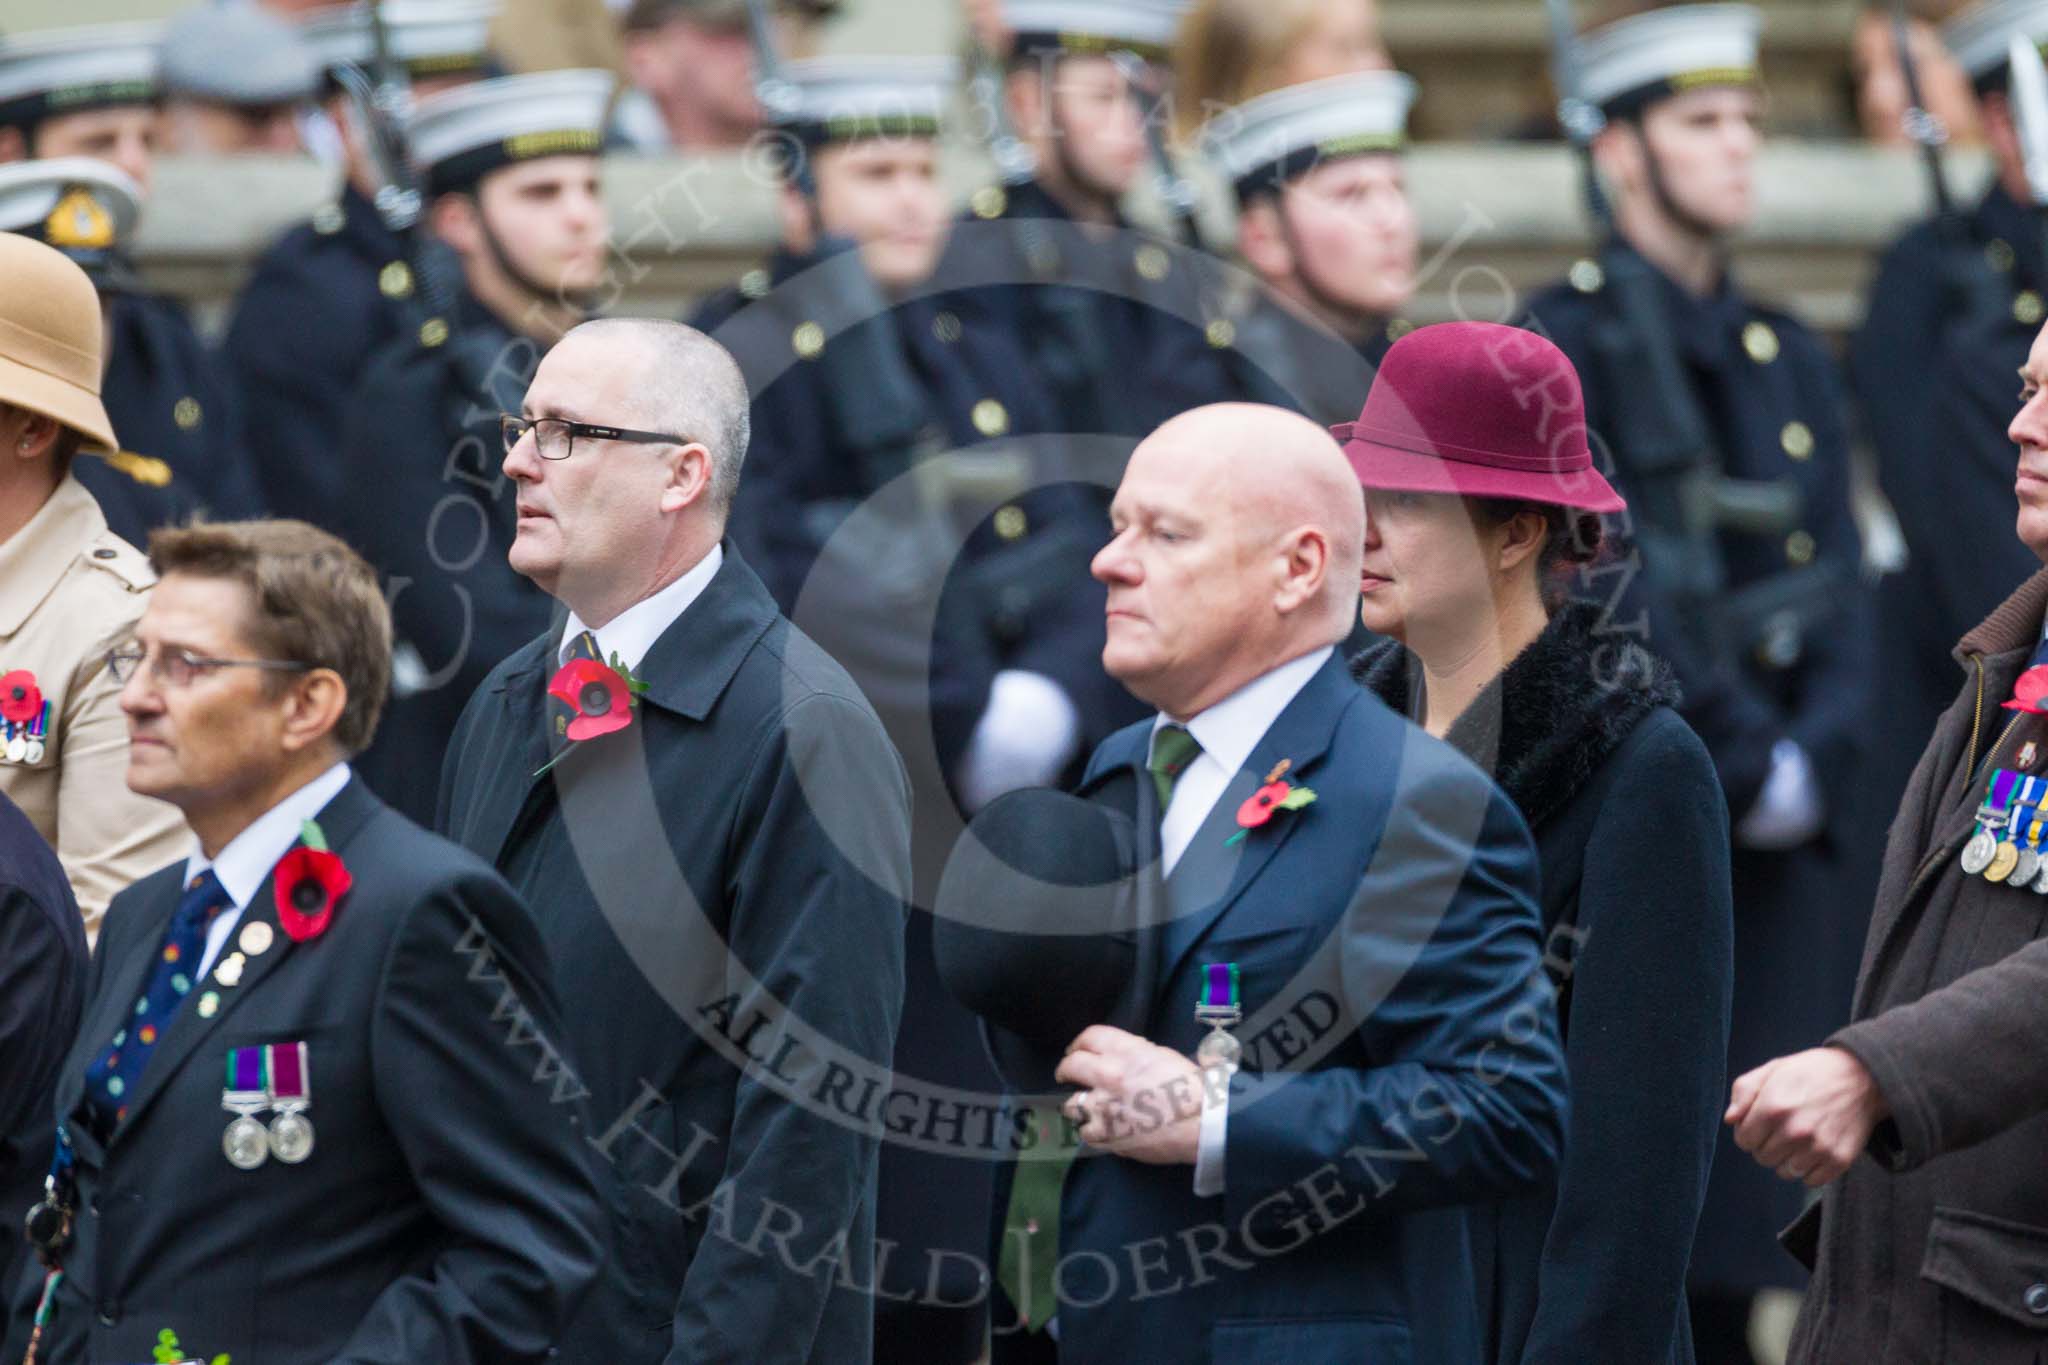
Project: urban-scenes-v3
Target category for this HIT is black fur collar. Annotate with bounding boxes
[1351,601,1681,832]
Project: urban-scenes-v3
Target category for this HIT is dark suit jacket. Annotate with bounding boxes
[0,791,86,1310]
[438,547,911,1365]
[1057,654,1569,1365]
[4,776,605,1364]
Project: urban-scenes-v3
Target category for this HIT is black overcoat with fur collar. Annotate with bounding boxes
[1356,602,1733,1365]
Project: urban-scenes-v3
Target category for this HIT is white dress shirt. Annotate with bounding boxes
[185,762,352,980]
[1146,645,1332,1197]
[559,544,723,673]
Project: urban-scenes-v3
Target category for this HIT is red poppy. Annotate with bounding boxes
[2007,665,2048,714]
[548,658,635,742]
[0,670,41,726]
[274,847,351,942]
[1236,780,1292,830]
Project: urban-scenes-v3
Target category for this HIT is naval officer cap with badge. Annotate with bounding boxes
[335,66,613,830]
[0,224,187,940]
[223,0,499,527]
[0,25,266,543]
[1194,68,1421,422]
[4,518,605,1365]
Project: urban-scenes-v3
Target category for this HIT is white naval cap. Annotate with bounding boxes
[1000,0,1190,62]
[409,68,613,195]
[160,4,320,108]
[0,23,163,130]
[297,0,498,83]
[1945,0,2048,86]
[0,157,141,288]
[1199,70,1417,202]
[768,57,960,144]
[1576,3,1763,116]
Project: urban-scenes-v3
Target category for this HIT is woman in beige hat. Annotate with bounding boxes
[0,233,185,934]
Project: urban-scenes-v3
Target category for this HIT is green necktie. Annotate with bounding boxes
[1148,723,1202,812]
[996,1103,1074,1333]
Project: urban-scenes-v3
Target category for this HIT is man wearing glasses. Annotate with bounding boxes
[439,316,909,1365]
[4,518,605,1365]
[0,232,184,935]
[332,68,614,825]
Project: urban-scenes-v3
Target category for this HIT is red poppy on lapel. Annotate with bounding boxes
[0,670,41,726]
[275,819,350,942]
[549,657,637,742]
[1226,759,1318,846]
[2007,665,2048,715]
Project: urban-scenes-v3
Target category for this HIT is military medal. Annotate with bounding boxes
[4,728,24,764]
[265,1041,315,1164]
[1193,962,1242,1068]
[1962,770,2021,876]
[1987,840,2021,883]
[221,1047,270,1170]
[21,702,47,764]
[2011,779,2045,885]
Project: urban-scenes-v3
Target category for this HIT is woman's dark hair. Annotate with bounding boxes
[1466,497,1609,611]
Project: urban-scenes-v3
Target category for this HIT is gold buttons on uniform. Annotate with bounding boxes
[739,268,771,300]
[971,185,1008,220]
[1569,258,1605,293]
[1780,420,1814,460]
[1205,318,1236,349]
[2017,290,2045,327]
[1989,237,2017,273]
[994,504,1028,541]
[420,318,450,348]
[1135,244,1170,281]
[792,321,826,360]
[1786,530,1816,565]
[378,260,414,299]
[972,398,1010,438]
[173,397,202,431]
[1742,321,1780,365]
[932,311,963,344]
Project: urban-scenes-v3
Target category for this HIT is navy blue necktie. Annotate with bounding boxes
[81,869,233,1141]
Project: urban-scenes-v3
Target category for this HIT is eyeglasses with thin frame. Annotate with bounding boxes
[105,647,314,690]
[500,414,690,462]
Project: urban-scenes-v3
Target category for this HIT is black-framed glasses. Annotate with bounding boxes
[500,414,690,463]
[105,647,314,690]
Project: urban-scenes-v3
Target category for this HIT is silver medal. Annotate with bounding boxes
[4,734,24,764]
[268,1110,315,1164]
[223,1114,270,1170]
[1196,1028,1241,1068]
[2033,861,2048,894]
[22,739,43,764]
[1962,829,2000,876]
[2016,848,2041,886]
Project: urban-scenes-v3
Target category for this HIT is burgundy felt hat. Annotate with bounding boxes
[1332,321,1627,514]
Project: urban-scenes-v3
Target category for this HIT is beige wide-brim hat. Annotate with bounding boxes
[0,233,116,452]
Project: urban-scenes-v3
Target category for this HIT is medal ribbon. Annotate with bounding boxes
[267,1041,309,1104]
[1199,962,1240,1012]
[30,701,47,741]
[1977,768,2023,835]
[224,1045,266,1098]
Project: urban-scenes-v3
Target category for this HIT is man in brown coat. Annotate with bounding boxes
[1726,316,2048,1361]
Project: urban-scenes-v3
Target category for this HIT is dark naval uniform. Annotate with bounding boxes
[695,247,1125,1363]
[1526,242,1875,1295]
[944,178,1232,445]
[335,290,554,828]
[85,287,260,545]
[1209,282,1407,428]
[222,184,411,524]
[1850,183,2044,816]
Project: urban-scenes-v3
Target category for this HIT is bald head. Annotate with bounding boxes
[1095,403,1365,718]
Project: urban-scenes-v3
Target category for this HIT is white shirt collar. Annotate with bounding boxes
[559,544,723,673]
[183,762,353,911]
[1150,646,1333,776]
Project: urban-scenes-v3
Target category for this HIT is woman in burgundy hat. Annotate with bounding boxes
[1341,321,1734,1365]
